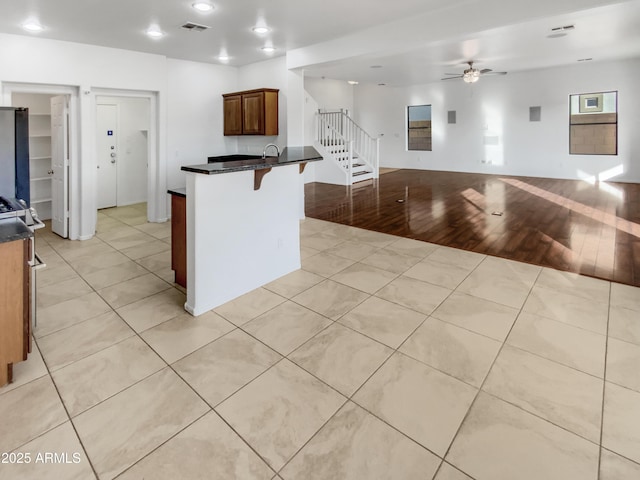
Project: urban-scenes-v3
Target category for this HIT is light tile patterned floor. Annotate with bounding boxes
[2,203,640,479]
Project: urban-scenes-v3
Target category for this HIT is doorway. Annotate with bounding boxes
[10,90,73,238]
[95,96,150,212]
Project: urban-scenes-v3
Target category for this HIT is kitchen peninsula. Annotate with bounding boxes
[178,146,322,316]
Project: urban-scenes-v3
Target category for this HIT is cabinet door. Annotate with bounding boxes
[242,91,265,135]
[170,194,187,288]
[223,95,243,136]
[0,239,27,386]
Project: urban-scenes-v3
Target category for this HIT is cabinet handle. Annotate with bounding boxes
[48,170,54,175]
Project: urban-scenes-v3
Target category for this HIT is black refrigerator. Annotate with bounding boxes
[0,107,30,205]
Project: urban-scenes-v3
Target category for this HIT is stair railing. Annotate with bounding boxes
[317,109,379,179]
[315,113,352,182]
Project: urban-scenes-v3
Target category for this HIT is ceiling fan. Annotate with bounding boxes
[442,61,507,83]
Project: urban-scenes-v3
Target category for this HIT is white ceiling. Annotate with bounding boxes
[1,0,639,86]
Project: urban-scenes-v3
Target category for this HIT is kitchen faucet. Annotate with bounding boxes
[262,143,280,159]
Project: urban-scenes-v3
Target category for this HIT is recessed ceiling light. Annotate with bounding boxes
[347,80,359,85]
[252,26,270,34]
[146,26,164,38]
[261,46,276,53]
[192,2,214,12]
[22,21,44,32]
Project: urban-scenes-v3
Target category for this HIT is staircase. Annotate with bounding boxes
[315,109,379,186]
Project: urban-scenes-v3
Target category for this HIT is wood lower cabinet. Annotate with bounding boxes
[171,193,187,288]
[223,88,278,136]
[0,237,30,387]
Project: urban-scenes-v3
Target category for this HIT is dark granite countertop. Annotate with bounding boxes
[181,146,322,175]
[0,218,33,244]
[167,187,186,197]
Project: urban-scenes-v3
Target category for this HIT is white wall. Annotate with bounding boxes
[236,56,289,154]
[0,32,168,238]
[304,76,354,113]
[166,58,238,191]
[353,58,640,183]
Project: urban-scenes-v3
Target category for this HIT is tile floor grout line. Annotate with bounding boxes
[307,232,618,455]
[220,280,443,474]
[499,341,606,382]
[597,282,613,480]
[41,330,137,379]
[263,241,546,475]
[38,232,179,313]
[206,408,279,477]
[40,228,204,431]
[209,354,345,476]
[599,447,640,470]
[111,407,217,479]
[435,264,544,472]
[168,328,281,410]
[17,211,639,478]
[29,336,101,480]
[273,396,351,476]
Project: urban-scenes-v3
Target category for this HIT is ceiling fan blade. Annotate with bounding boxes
[441,75,463,80]
[479,68,493,74]
[443,73,461,76]
[482,71,507,76]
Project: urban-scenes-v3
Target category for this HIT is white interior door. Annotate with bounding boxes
[96,104,117,209]
[51,95,69,238]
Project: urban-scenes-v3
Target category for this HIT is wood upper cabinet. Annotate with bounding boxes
[223,88,278,136]
[223,94,243,135]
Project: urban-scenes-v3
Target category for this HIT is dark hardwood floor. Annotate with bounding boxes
[305,169,640,287]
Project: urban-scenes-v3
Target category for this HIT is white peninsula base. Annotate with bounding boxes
[184,164,301,316]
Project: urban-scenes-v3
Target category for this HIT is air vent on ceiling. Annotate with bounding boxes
[181,22,210,32]
[551,24,575,32]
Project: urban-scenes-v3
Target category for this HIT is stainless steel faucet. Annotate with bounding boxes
[262,143,280,158]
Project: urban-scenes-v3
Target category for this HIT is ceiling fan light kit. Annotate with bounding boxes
[463,68,480,83]
[442,61,507,83]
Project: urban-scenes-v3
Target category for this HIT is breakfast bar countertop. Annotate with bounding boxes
[181,146,322,175]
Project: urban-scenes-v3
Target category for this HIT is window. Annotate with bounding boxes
[407,104,431,151]
[569,91,617,155]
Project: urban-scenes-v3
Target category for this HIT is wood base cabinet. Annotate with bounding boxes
[0,237,30,387]
[171,193,187,288]
[223,88,278,136]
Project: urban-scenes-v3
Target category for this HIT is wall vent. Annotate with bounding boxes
[181,22,211,32]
